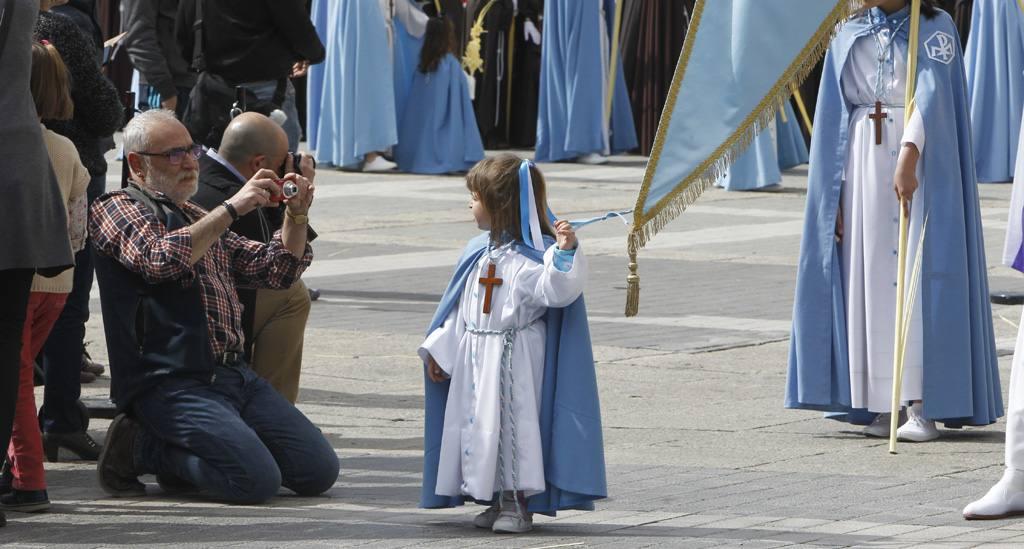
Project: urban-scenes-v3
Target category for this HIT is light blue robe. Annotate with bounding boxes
[307,0,397,169]
[420,234,607,515]
[964,0,1024,183]
[392,10,424,130]
[786,9,1003,427]
[535,0,638,162]
[777,101,809,170]
[716,126,782,191]
[394,55,485,174]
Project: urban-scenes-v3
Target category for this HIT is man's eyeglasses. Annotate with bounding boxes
[136,144,203,165]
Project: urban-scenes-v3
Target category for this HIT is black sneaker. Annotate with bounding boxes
[42,431,102,462]
[0,489,50,513]
[0,460,11,495]
[96,414,145,498]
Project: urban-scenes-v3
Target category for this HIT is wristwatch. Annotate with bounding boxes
[286,208,309,225]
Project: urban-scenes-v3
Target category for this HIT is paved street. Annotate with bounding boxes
[5,154,1024,548]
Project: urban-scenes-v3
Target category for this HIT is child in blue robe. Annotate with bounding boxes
[418,154,606,533]
[394,17,484,175]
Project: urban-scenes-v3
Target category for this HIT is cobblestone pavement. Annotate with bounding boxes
[5,154,1024,548]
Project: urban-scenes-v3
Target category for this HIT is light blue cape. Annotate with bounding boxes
[964,0,1024,183]
[786,9,1003,427]
[419,234,607,515]
[716,125,782,191]
[307,0,397,169]
[534,0,638,162]
[394,55,485,174]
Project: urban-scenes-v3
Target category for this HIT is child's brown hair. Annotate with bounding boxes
[31,41,74,121]
[466,153,555,245]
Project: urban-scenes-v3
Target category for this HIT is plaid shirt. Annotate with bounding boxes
[89,190,312,359]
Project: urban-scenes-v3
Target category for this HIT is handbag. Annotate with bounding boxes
[181,0,286,148]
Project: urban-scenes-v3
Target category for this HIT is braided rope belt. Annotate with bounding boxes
[465,318,538,515]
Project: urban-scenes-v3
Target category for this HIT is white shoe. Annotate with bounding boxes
[576,153,608,165]
[896,403,939,442]
[492,506,533,534]
[473,504,501,529]
[362,156,396,172]
[863,413,892,438]
[964,469,1024,519]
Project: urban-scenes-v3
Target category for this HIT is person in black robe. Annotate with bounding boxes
[508,0,542,148]
[466,0,514,149]
[619,0,692,156]
[936,0,972,47]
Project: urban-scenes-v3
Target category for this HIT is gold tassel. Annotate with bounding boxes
[625,244,640,316]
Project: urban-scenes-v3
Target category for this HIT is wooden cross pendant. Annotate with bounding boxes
[868,100,888,146]
[478,263,503,315]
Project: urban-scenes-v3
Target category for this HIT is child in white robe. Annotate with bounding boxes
[419,154,586,533]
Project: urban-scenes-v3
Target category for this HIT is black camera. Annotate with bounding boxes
[278,152,316,178]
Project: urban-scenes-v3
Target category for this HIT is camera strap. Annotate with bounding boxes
[190,0,206,73]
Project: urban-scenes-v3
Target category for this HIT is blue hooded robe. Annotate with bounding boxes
[786,9,1003,427]
[307,0,397,169]
[964,0,1024,183]
[534,0,638,162]
[393,5,425,130]
[716,126,782,191]
[777,101,810,170]
[394,54,485,174]
[420,234,607,515]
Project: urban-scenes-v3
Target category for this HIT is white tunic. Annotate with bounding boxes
[840,25,927,413]
[419,244,586,500]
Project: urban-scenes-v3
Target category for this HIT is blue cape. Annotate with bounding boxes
[394,55,485,174]
[785,9,1003,427]
[964,0,1024,183]
[777,102,809,170]
[534,0,638,162]
[307,0,397,169]
[420,234,607,515]
[392,7,424,130]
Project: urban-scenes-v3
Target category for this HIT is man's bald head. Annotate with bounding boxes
[219,112,289,179]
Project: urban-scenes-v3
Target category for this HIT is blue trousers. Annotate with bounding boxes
[131,365,339,504]
[39,174,106,434]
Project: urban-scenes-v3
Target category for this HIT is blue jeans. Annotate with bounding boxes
[131,365,339,504]
[240,79,301,150]
[39,174,106,434]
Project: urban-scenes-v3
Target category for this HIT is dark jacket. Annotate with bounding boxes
[93,189,215,409]
[36,10,123,177]
[122,0,195,98]
[175,0,324,83]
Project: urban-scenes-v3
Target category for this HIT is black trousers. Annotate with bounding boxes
[0,269,35,458]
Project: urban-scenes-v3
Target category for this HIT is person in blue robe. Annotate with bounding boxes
[419,156,606,533]
[307,0,398,171]
[394,18,484,175]
[392,0,427,131]
[716,124,783,191]
[964,0,1024,183]
[777,101,810,170]
[786,2,1003,435]
[535,0,638,164]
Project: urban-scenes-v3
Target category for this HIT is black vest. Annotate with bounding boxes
[93,187,215,410]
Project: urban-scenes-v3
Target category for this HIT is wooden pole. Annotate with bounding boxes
[605,0,625,125]
[889,0,922,455]
[790,84,813,135]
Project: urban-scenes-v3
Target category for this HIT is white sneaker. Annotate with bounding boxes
[896,403,939,442]
[473,504,501,529]
[576,153,608,165]
[492,506,533,534]
[863,413,892,438]
[362,156,396,172]
[964,469,1024,519]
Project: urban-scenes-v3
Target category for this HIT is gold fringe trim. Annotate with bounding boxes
[625,0,859,316]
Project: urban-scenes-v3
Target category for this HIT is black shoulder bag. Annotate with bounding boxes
[181,0,288,148]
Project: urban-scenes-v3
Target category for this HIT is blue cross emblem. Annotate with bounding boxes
[924,31,955,65]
